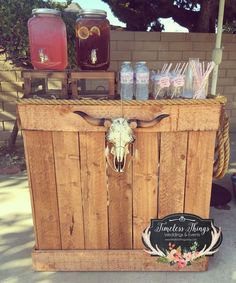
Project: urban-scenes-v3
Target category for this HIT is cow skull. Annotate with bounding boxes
[74,111,169,172]
[104,118,136,172]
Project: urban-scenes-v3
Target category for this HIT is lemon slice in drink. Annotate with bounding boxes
[77,26,89,39]
[90,26,101,36]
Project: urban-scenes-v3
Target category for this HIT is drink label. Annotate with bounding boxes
[136,72,149,84]
[171,76,185,87]
[156,76,170,88]
[120,72,133,84]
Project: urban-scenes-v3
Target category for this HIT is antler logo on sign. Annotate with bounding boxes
[142,213,222,269]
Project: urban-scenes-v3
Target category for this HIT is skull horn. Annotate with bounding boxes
[130,114,169,128]
[74,111,111,126]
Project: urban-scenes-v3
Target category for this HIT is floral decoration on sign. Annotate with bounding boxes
[157,241,200,268]
[142,214,222,269]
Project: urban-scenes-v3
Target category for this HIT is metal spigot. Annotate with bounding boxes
[91,49,97,64]
[38,48,48,63]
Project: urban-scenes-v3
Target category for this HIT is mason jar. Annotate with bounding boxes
[28,8,68,70]
[75,9,110,70]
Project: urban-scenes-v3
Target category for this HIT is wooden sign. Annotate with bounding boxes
[142,213,222,269]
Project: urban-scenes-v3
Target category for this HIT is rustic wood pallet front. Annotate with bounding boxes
[18,101,221,271]
[32,250,208,271]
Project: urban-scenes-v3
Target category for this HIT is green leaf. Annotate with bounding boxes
[157,257,170,264]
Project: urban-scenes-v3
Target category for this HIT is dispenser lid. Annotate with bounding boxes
[78,9,107,17]
[32,8,61,16]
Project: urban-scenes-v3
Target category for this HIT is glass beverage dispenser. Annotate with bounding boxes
[75,9,110,70]
[28,8,68,70]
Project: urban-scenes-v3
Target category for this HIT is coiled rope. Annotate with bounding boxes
[17,96,226,106]
[213,110,230,179]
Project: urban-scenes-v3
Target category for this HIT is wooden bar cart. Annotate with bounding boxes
[17,97,225,271]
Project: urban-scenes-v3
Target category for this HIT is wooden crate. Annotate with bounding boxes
[22,70,69,98]
[70,71,115,99]
[17,98,225,272]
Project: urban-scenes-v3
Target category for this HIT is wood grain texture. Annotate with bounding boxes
[158,132,188,218]
[79,132,109,249]
[107,155,133,249]
[22,131,39,248]
[17,103,221,132]
[61,78,68,98]
[32,249,208,271]
[184,131,216,218]
[22,70,68,79]
[53,132,84,249]
[71,71,115,80]
[23,130,61,249]
[71,80,79,99]
[23,78,31,97]
[133,132,159,249]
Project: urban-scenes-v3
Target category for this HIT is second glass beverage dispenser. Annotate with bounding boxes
[75,9,110,70]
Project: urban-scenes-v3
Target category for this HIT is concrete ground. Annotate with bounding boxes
[0,134,235,283]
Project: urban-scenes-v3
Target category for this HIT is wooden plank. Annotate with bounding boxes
[32,249,208,271]
[71,71,115,80]
[61,78,68,98]
[23,130,61,249]
[158,132,188,218]
[44,78,48,93]
[22,70,68,79]
[107,156,133,249]
[23,78,31,97]
[79,132,109,249]
[22,131,39,249]
[17,103,221,132]
[184,131,216,218]
[133,132,159,249]
[71,79,79,99]
[108,73,115,98]
[53,132,84,249]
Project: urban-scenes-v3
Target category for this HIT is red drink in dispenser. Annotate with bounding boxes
[76,9,110,70]
[28,8,68,70]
